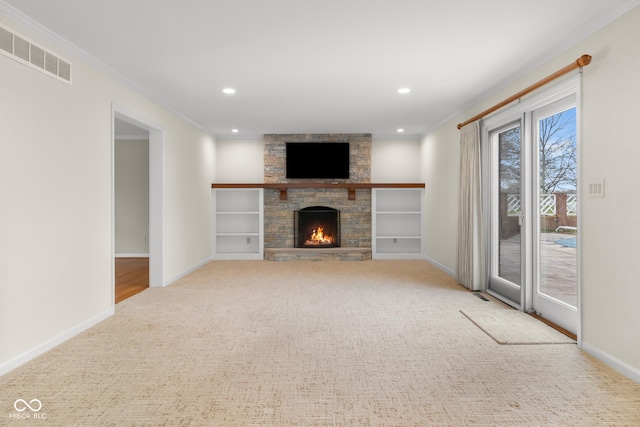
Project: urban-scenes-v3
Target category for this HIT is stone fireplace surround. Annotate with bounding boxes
[263,134,372,261]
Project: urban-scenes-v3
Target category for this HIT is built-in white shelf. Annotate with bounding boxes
[372,188,424,259]
[212,188,264,259]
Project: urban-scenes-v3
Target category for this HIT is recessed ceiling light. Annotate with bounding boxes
[397,88,411,94]
[397,128,405,133]
[222,88,236,94]
[232,129,239,133]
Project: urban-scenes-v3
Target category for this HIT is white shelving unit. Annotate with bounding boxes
[372,188,424,259]
[212,188,264,260]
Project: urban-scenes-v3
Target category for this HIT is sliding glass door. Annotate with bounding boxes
[483,79,579,334]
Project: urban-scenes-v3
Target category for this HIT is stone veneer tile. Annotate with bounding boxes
[263,134,371,184]
[264,189,371,248]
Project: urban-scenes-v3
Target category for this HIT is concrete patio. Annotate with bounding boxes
[497,232,578,307]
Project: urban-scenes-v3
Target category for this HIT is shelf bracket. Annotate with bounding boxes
[348,188,356,200]
[279,188,288,200]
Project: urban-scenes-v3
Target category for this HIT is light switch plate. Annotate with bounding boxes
[588,179,605,198]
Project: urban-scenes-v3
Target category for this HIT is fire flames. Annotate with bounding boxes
[304,225,335,246]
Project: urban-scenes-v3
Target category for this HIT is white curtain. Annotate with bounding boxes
[456,121,485,291]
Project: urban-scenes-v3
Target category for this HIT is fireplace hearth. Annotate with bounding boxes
[294,206,340,248]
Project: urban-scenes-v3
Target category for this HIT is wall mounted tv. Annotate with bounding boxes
[285,142,350,179]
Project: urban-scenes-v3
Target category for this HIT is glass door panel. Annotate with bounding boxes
[498,126,522,286]
[533,103,578,332]
[488,122,523,305]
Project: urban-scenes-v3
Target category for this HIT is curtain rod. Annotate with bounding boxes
[457,54,592,130]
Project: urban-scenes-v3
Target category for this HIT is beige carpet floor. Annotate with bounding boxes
[1,260,639,426]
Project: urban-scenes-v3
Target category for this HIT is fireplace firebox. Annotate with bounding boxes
[294,206,340,248]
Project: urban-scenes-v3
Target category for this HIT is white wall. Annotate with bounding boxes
[421,6,640,378]
[371,138,421,182]
[214,138,264,182]
[419,129,459,274]
[0,13,215,373]
[213,137,422,184]
[115,139,149,255]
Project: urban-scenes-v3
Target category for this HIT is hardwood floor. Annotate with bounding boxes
[115,257,149,303]
[530,312,577,341]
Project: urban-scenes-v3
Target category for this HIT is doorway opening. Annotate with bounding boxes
[112,106,164,305]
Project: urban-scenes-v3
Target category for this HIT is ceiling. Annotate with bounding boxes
[2,1,639,139]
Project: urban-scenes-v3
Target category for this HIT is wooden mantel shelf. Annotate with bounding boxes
[211,182,425,200]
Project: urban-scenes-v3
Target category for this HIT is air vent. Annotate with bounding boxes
[0,26,12,53]
[472,292,490,301]
[0,23,71,84]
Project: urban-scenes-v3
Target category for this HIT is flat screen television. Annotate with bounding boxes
[286,142,350,179]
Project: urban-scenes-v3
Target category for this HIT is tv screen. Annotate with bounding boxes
[286,142,350,179]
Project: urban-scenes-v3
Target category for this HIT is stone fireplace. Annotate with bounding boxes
[263,133,372,260]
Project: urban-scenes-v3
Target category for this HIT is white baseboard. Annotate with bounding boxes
[423,255,456,278]
[164,256,213,286]
[115,253,150,258]
[0,308,114,376]
[581,341,640,383]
